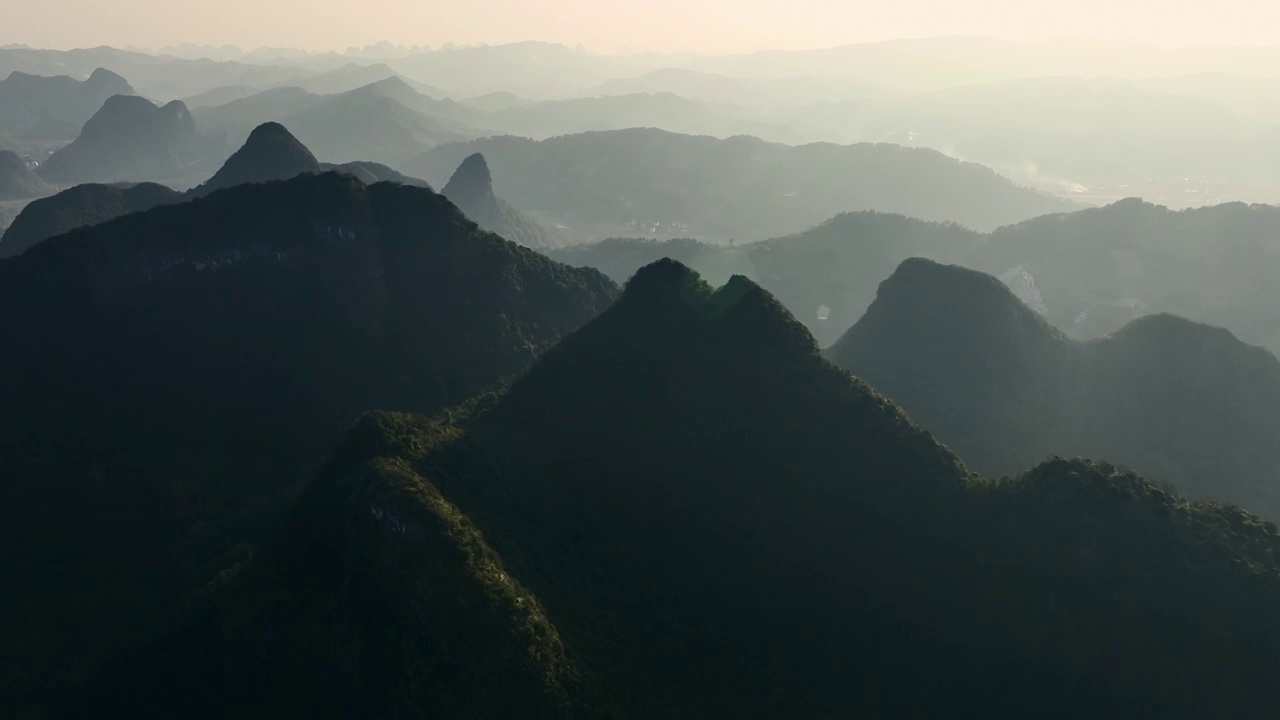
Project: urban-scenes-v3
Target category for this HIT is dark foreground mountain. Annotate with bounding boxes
[551,213,980,346]
[831,258,1280,519]
[0,150,52,200]
[442,152,559,249]
[2,124,431,255]
[0,181,181,257]
[0,172,617,712]
[0,68,134,140]
[409,128,1074,240]
[36,94,202,185]
[78,261,1280,718]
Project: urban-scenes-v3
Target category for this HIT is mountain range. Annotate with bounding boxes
[0,171,617,712]
[36,94,204,185]
[554,199,1280,353]
[54,259,1280,717]
[0,67,134,141]
[1,122,432,256]
[831,258,1280,520]
[410,129,1073,242]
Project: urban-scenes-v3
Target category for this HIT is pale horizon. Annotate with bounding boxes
[8,0,1280,56]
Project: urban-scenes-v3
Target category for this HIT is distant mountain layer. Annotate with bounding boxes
[0,67,133,140]
[554,197,1280,354]
[410,128,1073,240]
[2,123,432,255]
[77,259,1280,717]
[195,77,480,168]
[0,150,53,200]
[37,94,202,185]
[0,171,617,711]
[441,152,559,248]
[830,258,1280,519]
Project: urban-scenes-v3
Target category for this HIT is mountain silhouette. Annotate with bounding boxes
[409,128,1074,241]
[36,94,200,184]
[191,121,320,196]
[195,79,479,169]
[830,257,1280,518]
[0,150,52,200]
[79,259,1280,717]
[0,67,134,140]
[550,212,980,346]
[0,181,181,257]
[4,125,434,254]
[442,152,559,248]
[0,172,617,712]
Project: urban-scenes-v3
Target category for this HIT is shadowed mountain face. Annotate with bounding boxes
[81,260,1280,718]
[36,95,201,185]
[191,121,320,196]
[0,172,618,711]
[2,124,433,255]
[0,181,181,257]
[0,150,52,200]
[409,128,1074,241]
[0,68,134,140]
[442,152,559,249]
[830,258,1280,519]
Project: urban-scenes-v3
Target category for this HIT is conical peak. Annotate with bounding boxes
[443,152,494,198]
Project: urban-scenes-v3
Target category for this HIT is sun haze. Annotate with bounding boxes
[7,0,1280,53]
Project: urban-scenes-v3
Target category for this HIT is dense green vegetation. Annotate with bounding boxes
[0,172,617,713]
[82,260,1280,717]
[0,181,182,257]
[831,257,1280,519]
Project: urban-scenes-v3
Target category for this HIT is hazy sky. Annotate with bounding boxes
[7,0,1280,54]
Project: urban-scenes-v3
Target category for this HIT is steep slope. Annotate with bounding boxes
[0,181,181,257]
[78,415,582,719]
[0,172,618,712]
[190,121,320,196]
[410,129,1074,240]
[100,260,1280,717]
[830,258,1280,519]
[441,153,558,249]
[36,95,201,184]
[0,67,134,140]
[0,150,53,200]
